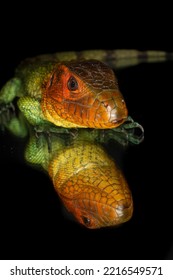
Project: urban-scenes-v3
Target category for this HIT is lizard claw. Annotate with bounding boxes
[97,116,144,146]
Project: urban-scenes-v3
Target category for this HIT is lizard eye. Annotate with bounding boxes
[81,216,91,227]
[67,76,78,91]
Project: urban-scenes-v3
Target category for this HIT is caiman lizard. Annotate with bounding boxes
[2,49,168,228]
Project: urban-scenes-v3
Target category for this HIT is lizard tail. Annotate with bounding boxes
[54,49,173,70]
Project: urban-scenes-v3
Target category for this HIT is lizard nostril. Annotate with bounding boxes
[101,101,109,108]
[121,99,126,106]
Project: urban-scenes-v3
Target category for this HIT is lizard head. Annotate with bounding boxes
[59,177,133,229]
[49,142,133,229]
[41,60,128,128]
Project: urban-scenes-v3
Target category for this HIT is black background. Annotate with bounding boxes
[0,4,173,260]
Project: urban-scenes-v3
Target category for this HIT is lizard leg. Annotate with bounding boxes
[0,78,28,137]
[0,78,21,104]
[17,96,47,126]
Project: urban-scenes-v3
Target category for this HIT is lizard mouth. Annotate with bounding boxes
[111,118,126,125]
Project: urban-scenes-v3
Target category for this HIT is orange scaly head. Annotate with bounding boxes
[41,60,128,128]
[48,142,133,229]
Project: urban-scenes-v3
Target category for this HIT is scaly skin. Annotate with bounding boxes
[0,49,171,135]
[0,50,149,228]
[0,56,128,132]
[49,142,133,228]
[25,131,133,229]
[41,60,127,128]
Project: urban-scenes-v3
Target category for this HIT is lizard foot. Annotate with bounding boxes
[98,116,144,146]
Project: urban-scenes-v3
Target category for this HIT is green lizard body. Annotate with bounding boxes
[0,49,169,139]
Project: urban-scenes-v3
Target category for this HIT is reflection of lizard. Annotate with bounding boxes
[25,130,133,229]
